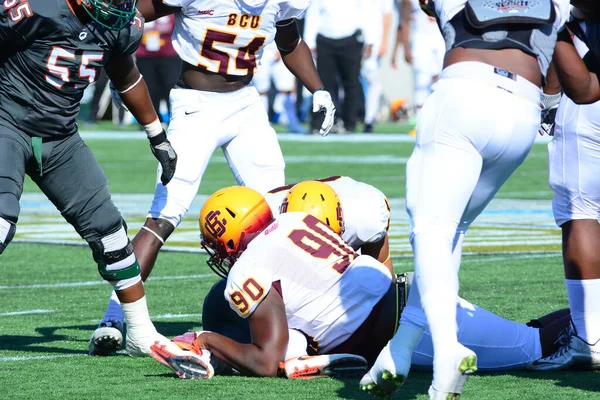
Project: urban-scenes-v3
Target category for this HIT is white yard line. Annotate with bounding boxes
[150,313,203,319]
[80,131,553,144]
[0,309,54,317]
[0,273,215,290]
[0,354,87,362]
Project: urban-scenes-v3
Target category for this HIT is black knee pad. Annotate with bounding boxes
[0,220,16,254]
[203,279,250,343]
[89,237,140,281]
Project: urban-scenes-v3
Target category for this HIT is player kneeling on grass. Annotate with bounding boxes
[149,186,575,384]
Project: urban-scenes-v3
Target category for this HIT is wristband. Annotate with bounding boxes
[143,119,163,139]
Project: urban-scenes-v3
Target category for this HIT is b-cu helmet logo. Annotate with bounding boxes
[205,210,227,238]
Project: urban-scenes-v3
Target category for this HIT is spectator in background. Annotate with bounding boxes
[390,0,404,69]
[136,15,180,123]
[361,0,394,133]
[305,0,376,134]
[252,42,306,134]
[401,0,445,132]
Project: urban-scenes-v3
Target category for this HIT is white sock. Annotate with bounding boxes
[566,278,600,344]
[413,230,460,358]
[120,295,156,333]
[386,275,426,373]
[285,329,308,360]
[101,291,124,324]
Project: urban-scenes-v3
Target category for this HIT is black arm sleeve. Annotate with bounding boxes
[275,18,301,56]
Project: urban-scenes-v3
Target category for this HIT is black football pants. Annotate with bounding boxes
[0,126,123,244]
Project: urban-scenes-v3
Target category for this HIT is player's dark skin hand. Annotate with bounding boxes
[149,131,178,185]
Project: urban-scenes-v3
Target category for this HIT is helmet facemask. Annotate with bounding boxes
[81,0,138,31]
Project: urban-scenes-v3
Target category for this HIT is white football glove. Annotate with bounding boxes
[109,82,129,113]
[312,89,336,136]
[539,92,561,136]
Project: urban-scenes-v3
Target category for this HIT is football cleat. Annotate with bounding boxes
[428,344,477,400]
[527,322,600,371]
[151,340,214,379]
[88,319,124,356]
[280,354,368,379]
[360,340,413,398]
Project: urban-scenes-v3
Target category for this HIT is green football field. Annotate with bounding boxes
[2,133,599,399]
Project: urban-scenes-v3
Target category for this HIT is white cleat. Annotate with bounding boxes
[359,342,410,398]
[150,340,215,379]
[280,354,368,379]
[527,322,600,371]
[88,320,124,356]
[428,344,477,400]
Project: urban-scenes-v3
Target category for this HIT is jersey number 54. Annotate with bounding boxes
[198,29,265,75]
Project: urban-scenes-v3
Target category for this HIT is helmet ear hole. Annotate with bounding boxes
[227,239,235,250]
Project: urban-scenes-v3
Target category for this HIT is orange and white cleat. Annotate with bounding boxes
[150,340,214,380]
[280,354,368,379]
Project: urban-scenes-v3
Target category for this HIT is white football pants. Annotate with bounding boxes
[148,86,285,227]
[411,297,542,370]
[549,95,600,227]
[406,61,541,357]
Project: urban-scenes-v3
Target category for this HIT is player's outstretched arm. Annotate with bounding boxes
[553,29,600,104]
[105,54,178,185]
[136,0,179,22]
[276,19,335,135]
[197,290,289,377]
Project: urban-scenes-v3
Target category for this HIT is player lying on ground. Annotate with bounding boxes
[265,176,393,271]
[0,0,188,358]
[147,186,572,382]
[90,0,337,355]
[528,1,600,370]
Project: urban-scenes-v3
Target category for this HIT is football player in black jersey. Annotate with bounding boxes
[0,0,196,361]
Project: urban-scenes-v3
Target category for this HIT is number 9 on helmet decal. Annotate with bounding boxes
[80,0,138,31]
[199,187,274,278]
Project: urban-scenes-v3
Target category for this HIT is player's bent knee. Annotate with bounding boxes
[89,225,141,291]
[0,217,16,254]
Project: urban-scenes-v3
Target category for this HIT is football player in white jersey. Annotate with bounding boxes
[265,177,393,270]
[361,0,394,133]
[252,41,306,133]
[360,0,571,398]
[527,3,600,371]
[148,186,572,382]
[400,0,445,124]
[90,0,337,354]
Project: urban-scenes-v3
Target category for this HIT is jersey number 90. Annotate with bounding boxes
[288,215,357,274]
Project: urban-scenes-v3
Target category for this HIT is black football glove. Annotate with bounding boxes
[148,131,177,185]
[539,92,561,136]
